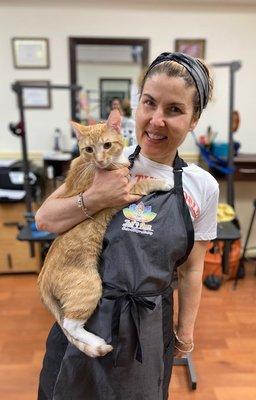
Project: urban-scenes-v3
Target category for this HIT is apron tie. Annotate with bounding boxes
[103,283,170,366]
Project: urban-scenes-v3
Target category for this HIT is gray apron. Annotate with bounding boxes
[38,147,194,400]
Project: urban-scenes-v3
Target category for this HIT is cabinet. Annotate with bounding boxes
[233,154,256,181]
[207,153,256,181]
[0,203,40,274]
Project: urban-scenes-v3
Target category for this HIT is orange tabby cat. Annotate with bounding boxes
[38,110,171,358]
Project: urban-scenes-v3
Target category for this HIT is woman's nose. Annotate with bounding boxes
[150,109,165,128]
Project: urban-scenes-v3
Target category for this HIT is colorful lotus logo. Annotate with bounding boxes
[123,201,157,223]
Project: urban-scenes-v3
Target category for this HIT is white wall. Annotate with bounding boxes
[0,3,256,157]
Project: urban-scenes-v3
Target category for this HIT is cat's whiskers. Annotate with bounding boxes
[75,162,95,184]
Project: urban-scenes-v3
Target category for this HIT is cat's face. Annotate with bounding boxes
[73,123,124,169]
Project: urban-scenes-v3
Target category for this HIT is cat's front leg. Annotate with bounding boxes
[131,178,171,196]
[62,318,113,357]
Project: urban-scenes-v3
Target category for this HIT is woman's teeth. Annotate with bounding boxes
[147,132,167,140]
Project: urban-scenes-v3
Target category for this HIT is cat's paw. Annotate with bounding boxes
[153,180,171,192]
[83,343,113,358]
[161,181,172,191]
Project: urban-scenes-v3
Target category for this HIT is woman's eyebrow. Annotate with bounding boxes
[143,93,185,107]
[142,93,155,101]
[168,102,186,107]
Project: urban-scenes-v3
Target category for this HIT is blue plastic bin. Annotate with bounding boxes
[211,142,229,159]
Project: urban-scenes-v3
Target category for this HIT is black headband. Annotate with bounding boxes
[147,52,210,114]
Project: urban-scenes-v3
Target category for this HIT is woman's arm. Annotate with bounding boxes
[175,240,208,353]
[35,167,141,234]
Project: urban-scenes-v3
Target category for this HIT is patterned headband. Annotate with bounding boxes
[147,52,210,114]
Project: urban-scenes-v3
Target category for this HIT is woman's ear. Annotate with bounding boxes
[70,121,83,140]
[106,109,121,133]
[189,117,199,132]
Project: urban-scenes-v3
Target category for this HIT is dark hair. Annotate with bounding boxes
[110,97,122,106]
[139,58,213,119]
[122,98,132,117]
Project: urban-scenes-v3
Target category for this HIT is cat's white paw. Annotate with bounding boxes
[151,179,172,192]
[83,343,113,358]
[162,181,172,191]
[63,318,113,357]
[63,318,105,345]
[155,180,171,192]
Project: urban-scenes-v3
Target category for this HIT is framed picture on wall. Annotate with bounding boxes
[175,39,206,59]
[12,38,50,68]
[16,80,51,109]
[100,78,131,119]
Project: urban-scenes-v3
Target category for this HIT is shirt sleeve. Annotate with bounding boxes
[193,186,219,241]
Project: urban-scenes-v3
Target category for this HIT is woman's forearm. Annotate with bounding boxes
[176,240,208,342]
[177,269,203,341]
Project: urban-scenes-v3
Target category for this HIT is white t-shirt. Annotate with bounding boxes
[124,146,219,241]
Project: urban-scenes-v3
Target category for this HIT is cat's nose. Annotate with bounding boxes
[96,160,105,168]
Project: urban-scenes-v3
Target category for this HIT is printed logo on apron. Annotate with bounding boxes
[121,201,157,236]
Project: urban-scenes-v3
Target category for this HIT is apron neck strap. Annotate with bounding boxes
[128,145,141,169]
[173,152,187,191]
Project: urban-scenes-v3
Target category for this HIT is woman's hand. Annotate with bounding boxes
[86,167,142,211]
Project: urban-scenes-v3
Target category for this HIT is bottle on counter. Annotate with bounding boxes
[53,128,62,152]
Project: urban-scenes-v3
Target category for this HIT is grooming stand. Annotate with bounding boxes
[173,354,197,390]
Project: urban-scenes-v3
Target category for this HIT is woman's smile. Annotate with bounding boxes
[145,131,168,141]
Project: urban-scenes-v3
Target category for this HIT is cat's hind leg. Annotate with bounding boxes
[63,318,113,357]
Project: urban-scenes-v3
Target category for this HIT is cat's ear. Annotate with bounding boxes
[106,109,121,133]
[70,121,84,140]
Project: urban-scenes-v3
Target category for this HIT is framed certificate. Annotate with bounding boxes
[175,39,206,59]
[12,38,50,69]
[17,80,51,109]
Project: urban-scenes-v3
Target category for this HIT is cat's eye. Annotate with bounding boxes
[103,142,112,149]
[85,146,93,153]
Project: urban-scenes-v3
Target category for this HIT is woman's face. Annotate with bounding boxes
[111,99,121,110]
[135,73,198,165]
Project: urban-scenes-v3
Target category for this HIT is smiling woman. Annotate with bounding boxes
[37,52,218,400]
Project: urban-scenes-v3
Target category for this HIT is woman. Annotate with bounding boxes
[36,52,219,400]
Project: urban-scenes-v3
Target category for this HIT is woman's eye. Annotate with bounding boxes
[85,146,93,153]
[167,106,181,114]
[103,142,112,149]
[144,100,155,107]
